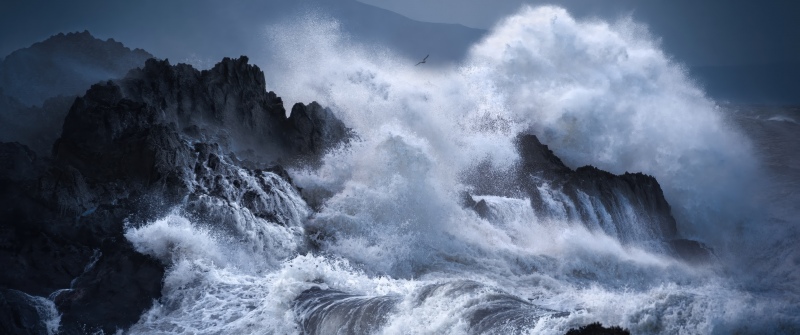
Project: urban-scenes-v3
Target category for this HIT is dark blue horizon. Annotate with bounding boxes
[1,0,798,104]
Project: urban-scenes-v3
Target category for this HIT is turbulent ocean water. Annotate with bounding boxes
[111,6,798,334]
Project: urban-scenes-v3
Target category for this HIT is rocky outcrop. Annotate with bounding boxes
[0,56,347,333]
[114,56,350,163]
[0,109,178,333]
[515,134,676,242]
[285,101,350,163]
[0,289,58,335]
[52,242,165,334]
[465,134,708,259]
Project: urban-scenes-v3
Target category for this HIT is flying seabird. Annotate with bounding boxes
[415,54,429,66]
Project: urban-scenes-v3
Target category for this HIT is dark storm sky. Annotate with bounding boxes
[1,0,798,103]
[359,0,800,67]
[1,0,798,67]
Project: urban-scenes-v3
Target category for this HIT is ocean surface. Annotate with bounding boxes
[112,6,798,334]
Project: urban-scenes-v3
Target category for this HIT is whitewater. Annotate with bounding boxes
[121,6,799,334]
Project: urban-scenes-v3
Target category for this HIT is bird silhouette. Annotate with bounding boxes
[415,54,429,66]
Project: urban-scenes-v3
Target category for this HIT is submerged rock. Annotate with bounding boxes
[566,322,630,335]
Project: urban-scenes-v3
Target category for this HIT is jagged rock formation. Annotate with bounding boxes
[115,56,350,163]
[515,134,677,245]
[0,56,348,334]
[0,31,153,107]
[464,134,710,259]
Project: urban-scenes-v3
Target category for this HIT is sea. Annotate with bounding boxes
[102,6,800,334]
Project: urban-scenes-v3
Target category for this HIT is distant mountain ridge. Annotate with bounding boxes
[0,31,152,155]
[267,0,485,63]
[0,30,153,107]
[0,0,485,70]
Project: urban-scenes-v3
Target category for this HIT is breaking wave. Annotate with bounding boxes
[126,6,798,334]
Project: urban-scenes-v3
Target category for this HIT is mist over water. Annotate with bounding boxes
[126,6,799,334]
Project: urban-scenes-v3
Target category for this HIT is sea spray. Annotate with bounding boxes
[263,7,764,252]
[122,5,798,334]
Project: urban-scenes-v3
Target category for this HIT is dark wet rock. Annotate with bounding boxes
[566,322,630,335]
[0,288,55,335]
[669,238,715,264]
[53,241,164,335]
[1,53,342,332]
[0,229,93,298]
[297,183,338,213]
[473,199,492,220]
[284,101,351,164]
[514,134,677,243]
[460,192,493,220]
[183,141,311,238]
[464,133,707,257]
[53,81,194,215]
[117,56,351,163]
[0,162,155,334]
[516,133,573,180]
[0,144,95,297]
[0,30,153,107]
[460,191,479,208]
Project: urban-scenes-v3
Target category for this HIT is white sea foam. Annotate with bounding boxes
[263,6,765,250]
[124,5,797,334]
[127,220,418,335]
